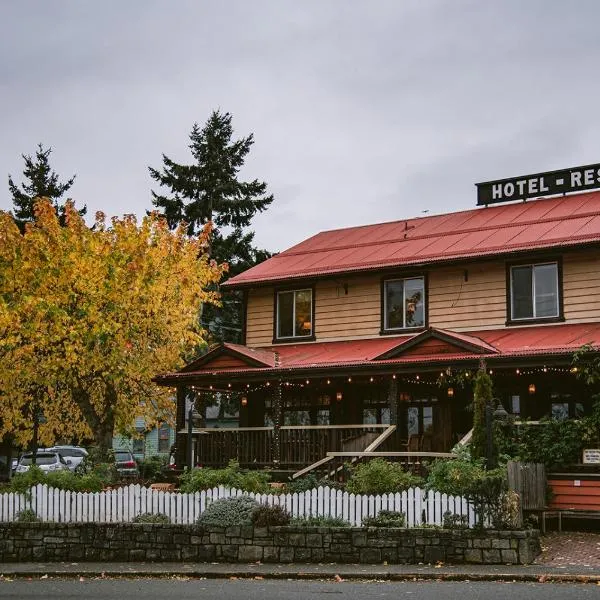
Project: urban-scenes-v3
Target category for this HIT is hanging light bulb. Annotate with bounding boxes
[447,387,454,398]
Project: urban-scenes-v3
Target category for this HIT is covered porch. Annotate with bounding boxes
[153,324,600,476]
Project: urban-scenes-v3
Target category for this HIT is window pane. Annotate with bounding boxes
[551,403,569,421]
[511,266,533,319]
[294,290,312,336]
[404,278,424,328]
[363,408,377,424]
[317,409,330,425]
[422,406,433,432]
[407,407,419,435]
[381,407,391,425]
[277,292,294,338]
[284,410,311,425]
[386,280,405,329]
[534,264,558,317]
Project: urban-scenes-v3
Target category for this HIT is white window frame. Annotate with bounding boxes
[276,288,313,340]
[383,276,425,330]
[510,262,559,321]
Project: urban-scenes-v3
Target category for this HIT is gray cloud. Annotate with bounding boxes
[1,0,598,252]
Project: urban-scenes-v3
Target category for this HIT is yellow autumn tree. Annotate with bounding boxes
[0,198,225,453]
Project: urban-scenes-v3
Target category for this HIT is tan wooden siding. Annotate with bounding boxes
[563,250,600,322]
[245,288,273,347]
[244,249,600,345]
[314,276,380,340]
[428,262,506,330]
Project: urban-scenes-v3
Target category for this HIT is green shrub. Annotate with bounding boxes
[132,512,171,524]
[346,459,422,495]
[138,456,168,481]
[180,460,271,493]
[15,508,41,522]
[196,496,259,527]
[426,455,509,528]
[362,510,406,528]
[290,515,350,527]
[251,504,290,527]
[442,511,468,529]
[284,474,319,493]
[8,466,106,494]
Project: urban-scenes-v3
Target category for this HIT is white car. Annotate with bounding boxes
[15,452,70,474]
[44,446,88,472]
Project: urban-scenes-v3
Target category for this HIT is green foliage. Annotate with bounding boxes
[282,474,342,493]
[362,510,406,528]
[426,456,510,529]
[345,459,422,495]
[442,511,469,529]
[132,512,171,524]
[290,515,351,527]
[196,496,259,527]
[8,143,83,232]
[138,456,168,481]
[7,466,106,494]
[179,460,271,493]
[471,369,493,461]
[15,508,41,522]
[251,504,290,527]
[572,344,600,385]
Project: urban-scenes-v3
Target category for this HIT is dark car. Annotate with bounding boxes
[113,450,139,479]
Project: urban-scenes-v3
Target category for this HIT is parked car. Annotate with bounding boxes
[15,452,70,474]
[43,446,88,472]
[114,450,139,479]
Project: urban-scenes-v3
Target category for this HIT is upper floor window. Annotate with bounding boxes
[276,289,313,340]
[509,262,560,322]
[383,276,425,331]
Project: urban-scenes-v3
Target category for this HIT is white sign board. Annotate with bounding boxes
[582,449,600,464]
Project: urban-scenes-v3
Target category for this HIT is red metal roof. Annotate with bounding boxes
[224,191,600,288]
[155,323,600,383]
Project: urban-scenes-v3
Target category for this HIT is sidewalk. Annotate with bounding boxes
[1,561,599,583]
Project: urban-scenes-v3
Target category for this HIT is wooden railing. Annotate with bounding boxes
[301,451,457,482]
[188,425,390,469]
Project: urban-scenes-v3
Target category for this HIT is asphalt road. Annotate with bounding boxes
[0,579,599,599]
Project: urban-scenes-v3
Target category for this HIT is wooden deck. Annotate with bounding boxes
[183,424,395,469]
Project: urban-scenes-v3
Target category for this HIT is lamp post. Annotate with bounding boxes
[485,399,509,469]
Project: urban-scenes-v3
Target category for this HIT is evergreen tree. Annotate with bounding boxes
[8,143,84,232]
[149,110,273,343]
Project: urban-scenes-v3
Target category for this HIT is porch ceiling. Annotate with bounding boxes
[153,322,600,386]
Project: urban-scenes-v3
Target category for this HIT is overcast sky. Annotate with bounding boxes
[1,1,598,253]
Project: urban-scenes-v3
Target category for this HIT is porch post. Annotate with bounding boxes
[387,377,398,425]
[175,385,188,470]
[272,378,282,465]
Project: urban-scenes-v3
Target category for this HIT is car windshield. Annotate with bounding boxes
[20,454,57,466]
[114,452,132,462]
[53,448,87,458]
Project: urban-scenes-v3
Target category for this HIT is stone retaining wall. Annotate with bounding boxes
[0,523,541,564]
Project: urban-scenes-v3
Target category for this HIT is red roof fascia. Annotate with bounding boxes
[179,342,276,372]
[157,323,600,382]
[224,192,600,288]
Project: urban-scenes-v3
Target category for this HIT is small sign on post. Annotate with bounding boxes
[582,448,600,464]
[476,163,600,206]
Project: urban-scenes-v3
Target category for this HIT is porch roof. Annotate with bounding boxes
[224,191,600,288]
[154,322,600,385]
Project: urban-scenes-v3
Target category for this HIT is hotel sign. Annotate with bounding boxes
[476,163,600,206]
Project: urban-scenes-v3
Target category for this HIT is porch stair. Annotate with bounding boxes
[292,424,397,480]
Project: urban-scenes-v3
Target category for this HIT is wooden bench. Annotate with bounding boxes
[149,483,175,492]
[542,509,600,533]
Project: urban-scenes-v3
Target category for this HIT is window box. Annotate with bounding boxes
[381,275,426,334]
[273,287,315,342]
[506,259,564,325]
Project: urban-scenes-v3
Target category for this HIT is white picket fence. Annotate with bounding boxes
[0,484,476,527]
